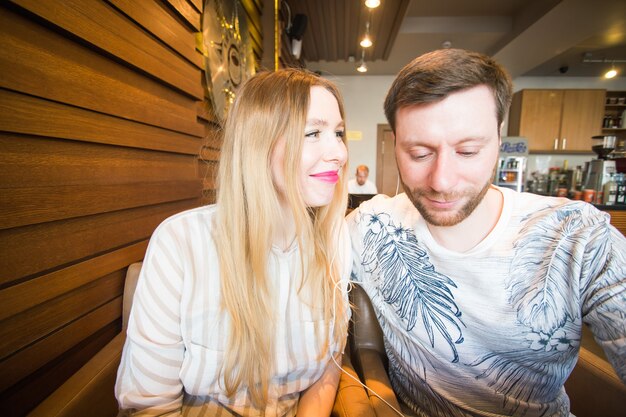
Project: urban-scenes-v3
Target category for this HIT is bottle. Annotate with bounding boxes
[602,174,617,206]
[616,173,626,205]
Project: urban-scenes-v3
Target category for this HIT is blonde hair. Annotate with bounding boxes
[213,69,349,406]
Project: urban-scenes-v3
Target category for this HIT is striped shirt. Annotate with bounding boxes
[115,205,351,416]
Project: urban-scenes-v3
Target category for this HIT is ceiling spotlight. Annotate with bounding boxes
[365,0,380,8]
[605,68,618,79]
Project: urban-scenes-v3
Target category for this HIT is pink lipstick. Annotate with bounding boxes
[310,170,339,183]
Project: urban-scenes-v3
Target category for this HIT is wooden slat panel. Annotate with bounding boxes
[0,241,146,321]
[0,134,199,188]
[0,90,202,155]
[242,0,263,51]
[0,271,124,360]
[0,321,120,417]
[0,199,199,285]
[165,0,201,31]
[11,0,203,99]
[1,180,202,230]
[0,9,203,137]
[0,296,122,392]
[188,0,202,13]
[107,0,203,68]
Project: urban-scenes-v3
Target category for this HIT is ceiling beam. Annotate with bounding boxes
[492,0,626,78]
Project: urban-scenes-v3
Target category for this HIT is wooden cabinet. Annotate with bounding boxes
[508,89,606,152]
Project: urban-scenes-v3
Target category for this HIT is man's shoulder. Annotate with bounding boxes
[509,190,612,234]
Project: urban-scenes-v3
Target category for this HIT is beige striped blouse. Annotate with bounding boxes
[115,205,351,416]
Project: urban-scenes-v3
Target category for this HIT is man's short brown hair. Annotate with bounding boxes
[384,49,513,132]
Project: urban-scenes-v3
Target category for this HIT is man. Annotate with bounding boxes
[347,48,625,417]
[348,164,378,194]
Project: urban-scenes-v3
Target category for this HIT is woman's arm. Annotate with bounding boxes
[115,222,186,415]
[296,353,343,417]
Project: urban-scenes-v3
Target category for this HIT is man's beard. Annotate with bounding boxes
[403,178,492,227]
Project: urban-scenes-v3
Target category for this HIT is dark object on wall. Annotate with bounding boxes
[287,14,308,39]
[559,65,569,74]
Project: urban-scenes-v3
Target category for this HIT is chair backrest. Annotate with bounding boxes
[122,262,142,331]
[350,284,386,355]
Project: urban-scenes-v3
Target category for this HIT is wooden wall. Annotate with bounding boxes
[0,0,267,414]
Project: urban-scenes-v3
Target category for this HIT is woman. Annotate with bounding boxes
[115,69,351,416]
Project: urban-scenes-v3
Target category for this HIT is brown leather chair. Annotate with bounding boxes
[332,283,403,417]
[27,262,142,417]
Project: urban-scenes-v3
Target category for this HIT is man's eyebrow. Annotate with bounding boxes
[401,136,489,148]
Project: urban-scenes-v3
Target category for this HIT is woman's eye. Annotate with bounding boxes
[335,130,345,139]
[305,130,321,139]
[458,150,479,157]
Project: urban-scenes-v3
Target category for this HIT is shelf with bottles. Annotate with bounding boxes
[495,156,525,192]
[603,91,626,132]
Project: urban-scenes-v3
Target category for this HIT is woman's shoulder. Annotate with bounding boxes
[151,204,218,240]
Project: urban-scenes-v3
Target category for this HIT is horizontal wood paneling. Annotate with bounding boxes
[0,134,199,188]
[0,199,198,286]
[10,0,203,99]
[1,180,202,229]
[0,271,123,360]
[0,321,121,417]
[0,90,202,155]
[0,0,246,411]
[106,0,203,68]
[0,242,146,321]
[189,0,202,13]
[0,8,203,137]
[165,0,201,31]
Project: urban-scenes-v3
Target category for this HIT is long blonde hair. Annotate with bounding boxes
[213,69,349,406]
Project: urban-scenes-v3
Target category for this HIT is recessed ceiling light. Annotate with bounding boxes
[365,0,380,8]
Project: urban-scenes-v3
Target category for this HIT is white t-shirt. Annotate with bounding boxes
[116,205,352,416]
[347,187,626,417]
[348,178,378,194]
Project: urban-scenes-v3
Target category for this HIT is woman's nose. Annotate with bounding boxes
[324,136,348,165]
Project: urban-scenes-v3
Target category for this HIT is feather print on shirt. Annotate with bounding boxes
[469,203,614,412]
[358,211,465,363]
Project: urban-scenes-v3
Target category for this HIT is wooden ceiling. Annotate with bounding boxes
[286,0,410,63]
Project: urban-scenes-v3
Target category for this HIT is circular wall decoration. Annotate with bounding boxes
[202,0,256,121]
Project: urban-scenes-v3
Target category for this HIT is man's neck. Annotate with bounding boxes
[426,187,503,253]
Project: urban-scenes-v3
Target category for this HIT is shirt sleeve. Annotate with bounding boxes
[115,220,186,416]
[346,208,366,285]
[580,223,626,383]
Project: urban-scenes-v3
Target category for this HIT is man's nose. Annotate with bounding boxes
[428,152,457,192]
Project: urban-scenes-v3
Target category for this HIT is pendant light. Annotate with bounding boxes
[356,49,367,73]
[360,21,372,48]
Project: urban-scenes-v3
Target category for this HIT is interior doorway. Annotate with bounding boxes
[376,124,400,196]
